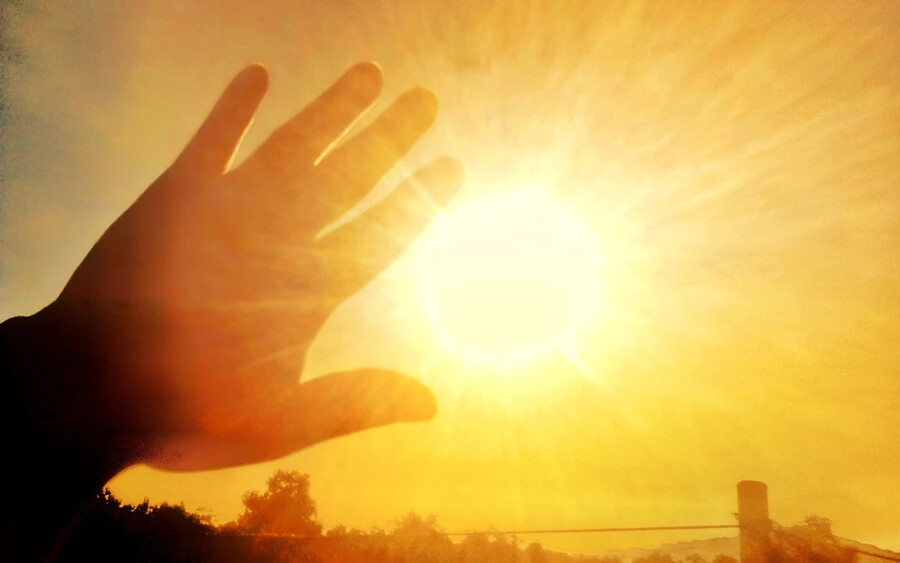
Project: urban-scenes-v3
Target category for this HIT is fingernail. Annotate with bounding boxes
[404,87,438,122]
[235,63,269,96]
[344,61,384,100]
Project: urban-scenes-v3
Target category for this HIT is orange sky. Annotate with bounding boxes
[1,0,898,556]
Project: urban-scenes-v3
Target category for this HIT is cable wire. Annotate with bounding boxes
[443,524,739,536]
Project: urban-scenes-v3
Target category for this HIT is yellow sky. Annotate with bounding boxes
[1,0,898,555]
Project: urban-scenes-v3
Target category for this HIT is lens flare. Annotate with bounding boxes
[415,187,604,365]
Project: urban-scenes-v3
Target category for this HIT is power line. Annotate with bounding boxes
[443,524,739,536]
[229,521,900,562]
[240,523,740,540]
[216,525,900,562]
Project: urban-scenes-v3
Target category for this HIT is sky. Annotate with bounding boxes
[1,0,898,555]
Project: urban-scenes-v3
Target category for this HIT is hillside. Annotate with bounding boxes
[601,535,739,562]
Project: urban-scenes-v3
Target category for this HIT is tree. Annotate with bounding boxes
[632,554,676,563]
[235,470,323,536]
[803,515,835,538]
[55,489,215,561]
[767,516,856,563]
[388,512,454,563]
[527,541,547,563]
[459,532,492,563]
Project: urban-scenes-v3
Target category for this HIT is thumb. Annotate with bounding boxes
[143,369,436,472]
[283,369,437,450]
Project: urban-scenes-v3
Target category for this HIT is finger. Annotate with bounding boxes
[307,88,438,232]
[317,156,463,294]
[171,64,269,178]
[238,61,383,184]
[281,369,437,451]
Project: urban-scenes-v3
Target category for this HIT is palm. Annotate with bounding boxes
[58,63,461,471]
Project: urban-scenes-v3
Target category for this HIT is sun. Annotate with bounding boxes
[415,186,604,365]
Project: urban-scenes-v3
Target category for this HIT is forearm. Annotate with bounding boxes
[0,304,134,561]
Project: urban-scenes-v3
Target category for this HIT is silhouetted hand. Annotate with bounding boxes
[46,62,463,470]
[0,60,460,561]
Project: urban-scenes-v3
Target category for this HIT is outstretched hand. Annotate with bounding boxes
[57,62,462,471]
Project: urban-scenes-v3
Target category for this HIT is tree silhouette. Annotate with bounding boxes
[632,554,676,563]
[58,478,866,562]
[387,512,454,563]
[54,488,214,561]
[235,470,323,537]
[767,516,856,563]
[527,541,548,563]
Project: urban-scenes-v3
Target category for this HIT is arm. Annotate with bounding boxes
[0,304,131,560]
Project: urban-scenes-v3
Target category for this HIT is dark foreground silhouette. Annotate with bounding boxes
[0,62,462,560]
[53,470,858,563]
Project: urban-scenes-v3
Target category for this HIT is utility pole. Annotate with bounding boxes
[737,481,771,563]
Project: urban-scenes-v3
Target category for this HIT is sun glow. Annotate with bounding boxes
[415,187,604,365]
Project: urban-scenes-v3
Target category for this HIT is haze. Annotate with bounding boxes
[1,0,897,556]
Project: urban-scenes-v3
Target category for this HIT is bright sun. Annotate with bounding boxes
[415,187,604,365]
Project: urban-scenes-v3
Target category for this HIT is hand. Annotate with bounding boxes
[56,62,462,471]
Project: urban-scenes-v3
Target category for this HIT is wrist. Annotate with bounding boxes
[0,303,136,559]
[2,301,140,468]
